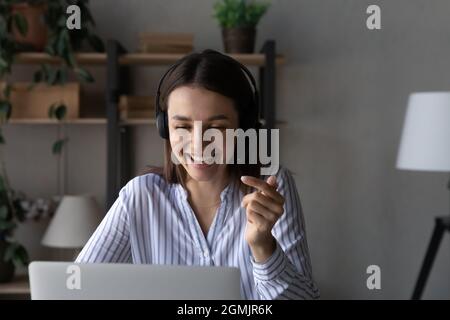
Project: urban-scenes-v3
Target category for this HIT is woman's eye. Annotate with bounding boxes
[174,125,227,130]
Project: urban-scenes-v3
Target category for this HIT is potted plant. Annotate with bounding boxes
[213,0,270,53]
[0,0,103,153]
[1,0,104,53]
[0,166,29,283]
[0,148,57,282]
[10,0,48,51]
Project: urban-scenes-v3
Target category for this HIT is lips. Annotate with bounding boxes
[190,163,212,169]
[184,154,214,168]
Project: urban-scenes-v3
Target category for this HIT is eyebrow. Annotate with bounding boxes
[171,114,230,121]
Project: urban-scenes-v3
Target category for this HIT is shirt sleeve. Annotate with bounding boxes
[75,184,132,263]
[250,167,320,300]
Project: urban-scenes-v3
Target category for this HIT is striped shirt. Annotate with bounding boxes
[75,166,320,300]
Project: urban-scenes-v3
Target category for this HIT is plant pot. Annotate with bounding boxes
[11,2,48,52]
[0,239,15,283]
[222,26,256,54]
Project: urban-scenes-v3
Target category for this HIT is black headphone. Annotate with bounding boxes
[155,50,261,139]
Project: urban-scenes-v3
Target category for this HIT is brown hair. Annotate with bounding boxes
[142,49,262,192]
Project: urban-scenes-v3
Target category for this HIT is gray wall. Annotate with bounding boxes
[5,0,450,299]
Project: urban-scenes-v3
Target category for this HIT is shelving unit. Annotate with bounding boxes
[14,52,286,66]
[10,39,284,210]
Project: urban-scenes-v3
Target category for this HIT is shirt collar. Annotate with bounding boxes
[175,178,236,203]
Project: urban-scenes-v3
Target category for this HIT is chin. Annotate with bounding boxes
[184,163,223,182]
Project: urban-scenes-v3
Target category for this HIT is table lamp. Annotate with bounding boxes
[396,92,450,299]
[41,195,102,259]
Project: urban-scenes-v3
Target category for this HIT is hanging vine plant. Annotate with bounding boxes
[0,0,103,282]
[1,0,104,153]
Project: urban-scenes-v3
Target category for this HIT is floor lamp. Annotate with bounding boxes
[396,92,450,300]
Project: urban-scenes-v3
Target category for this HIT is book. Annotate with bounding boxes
[138,32,194,54]
[119,95,155,120]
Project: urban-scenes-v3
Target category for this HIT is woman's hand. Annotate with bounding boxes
[241,175,285,263]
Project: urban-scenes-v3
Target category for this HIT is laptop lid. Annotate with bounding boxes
[29,261,242,300]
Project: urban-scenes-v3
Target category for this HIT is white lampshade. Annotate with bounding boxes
[397,92,450,172]
[42,195,102,248]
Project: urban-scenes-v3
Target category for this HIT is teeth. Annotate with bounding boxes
[185,154,214,163]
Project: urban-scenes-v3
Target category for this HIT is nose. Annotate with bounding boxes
[190,121,210,157]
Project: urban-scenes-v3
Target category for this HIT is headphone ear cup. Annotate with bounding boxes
[157,111,169,139]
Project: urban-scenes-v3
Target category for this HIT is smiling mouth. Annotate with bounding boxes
[184,153,215,165]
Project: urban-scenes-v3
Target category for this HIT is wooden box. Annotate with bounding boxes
[119,95,155,120]
[0,82,80,119]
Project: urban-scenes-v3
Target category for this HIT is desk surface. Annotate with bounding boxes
[0,274,30,295]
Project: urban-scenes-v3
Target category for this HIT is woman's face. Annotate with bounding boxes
[167,85,239,182]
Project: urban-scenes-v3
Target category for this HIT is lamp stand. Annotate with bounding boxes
[411,177,450,300]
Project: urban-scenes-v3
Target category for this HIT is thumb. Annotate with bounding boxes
[266,175,278,189]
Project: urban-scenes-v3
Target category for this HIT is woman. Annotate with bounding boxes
[76,49,319,300]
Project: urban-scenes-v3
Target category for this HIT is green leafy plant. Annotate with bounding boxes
[36,0,104,153]
[48,102,67,154]
[0,165,29,268]
[213,0,270,28]
[0,0,103,154]
[37,0,103,86]
[0,0,103,268]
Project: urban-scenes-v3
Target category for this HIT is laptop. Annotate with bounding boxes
[28,261,242,300]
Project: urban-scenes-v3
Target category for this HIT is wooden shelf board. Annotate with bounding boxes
[6,118,108,125]
[5,118,157,125]
[0,274,30,295]
[14,52,285,67]
[4,118,288,126]
[15,53,107,66]
[119,53,285,66]
[122,118,157,125]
